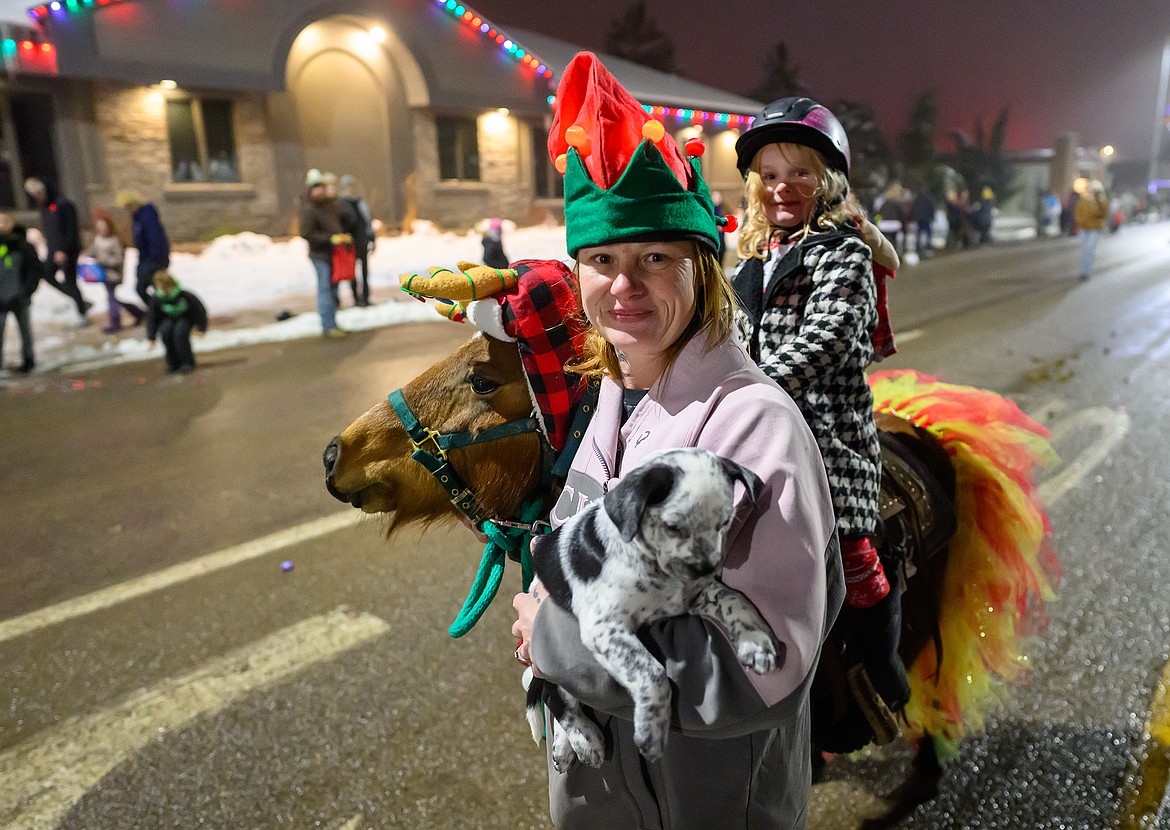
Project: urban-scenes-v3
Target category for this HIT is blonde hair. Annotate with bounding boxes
[152,270,178,294]
[114,189,143,209]
[736,143,863,259]
[572,242,737,383]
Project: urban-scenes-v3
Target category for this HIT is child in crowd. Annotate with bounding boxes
[87,213,145,333]
[0,211,42,373]
[480,217,510,269]
[146,270,208,373]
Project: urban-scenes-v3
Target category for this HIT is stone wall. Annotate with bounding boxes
[91,83,287,242]
[412,109,536,230]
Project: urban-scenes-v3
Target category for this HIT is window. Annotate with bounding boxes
[165,97,241,184]
[530,122,563,200]
[436,115,480,181]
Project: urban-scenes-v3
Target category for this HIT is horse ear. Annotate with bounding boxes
[719,457,764,507]
[603,464,676,542]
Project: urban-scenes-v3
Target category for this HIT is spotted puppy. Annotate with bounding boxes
[526,447,777,770]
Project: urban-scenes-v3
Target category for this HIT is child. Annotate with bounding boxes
[0,211,41,373]
[731,96,910,738]
[87,214,144,333]
[146,270,208,373]
[480,217,509,269]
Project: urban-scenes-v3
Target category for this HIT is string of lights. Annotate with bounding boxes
[21,0,757,126]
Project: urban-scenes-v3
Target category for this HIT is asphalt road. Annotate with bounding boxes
[2,222,1169,829]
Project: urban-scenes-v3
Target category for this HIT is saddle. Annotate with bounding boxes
[874,410,957,576]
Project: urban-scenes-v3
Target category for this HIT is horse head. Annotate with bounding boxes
[323,259,585,534]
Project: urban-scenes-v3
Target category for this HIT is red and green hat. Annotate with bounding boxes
[548,52,735,257]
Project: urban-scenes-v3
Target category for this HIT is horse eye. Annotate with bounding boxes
[469,374,499,395]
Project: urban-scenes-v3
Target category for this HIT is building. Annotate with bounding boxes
[0,0,761,241]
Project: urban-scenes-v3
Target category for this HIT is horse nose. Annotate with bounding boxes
[323,438,340,480]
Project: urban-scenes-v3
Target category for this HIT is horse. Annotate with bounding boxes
[322,260,1058,827]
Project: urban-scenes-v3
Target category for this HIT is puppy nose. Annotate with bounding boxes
[323,438,340,480]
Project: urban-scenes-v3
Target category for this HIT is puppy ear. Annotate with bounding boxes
[720,457,764,507]
[603,464,676,542]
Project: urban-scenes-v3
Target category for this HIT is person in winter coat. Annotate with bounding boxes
[909,189,937,255]
[23,177,91,324]
[0,212,42,373]
[1075,180,1109,280]
[479,217,510,269]
[510,53,839,829]
[300,169,348,338]
[146,270,207,373]
[337,174,375,307]
[115,189,171,309]
[729,96,910,751]
[87,213,146,333]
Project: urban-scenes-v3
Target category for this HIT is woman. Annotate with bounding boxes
[730,98,910,740]
[511,53,840,829]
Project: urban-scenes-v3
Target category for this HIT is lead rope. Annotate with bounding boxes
[446,496,545,638]
[445,381,597,639]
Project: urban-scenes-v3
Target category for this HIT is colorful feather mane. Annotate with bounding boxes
[869,369,1060,756]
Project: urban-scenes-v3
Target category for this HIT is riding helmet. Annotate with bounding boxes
[734,97,851,179]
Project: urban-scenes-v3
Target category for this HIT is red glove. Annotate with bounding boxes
[841,536,890,609]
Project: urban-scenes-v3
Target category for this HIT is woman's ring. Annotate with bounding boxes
[515,646,529,664]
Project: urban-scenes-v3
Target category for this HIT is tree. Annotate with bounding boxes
[830,99,891,188]
[899,91,946,196]
[603,1,676,74]
[900,91,938,169]
[948,105,1016,201]
[749,41,805,102]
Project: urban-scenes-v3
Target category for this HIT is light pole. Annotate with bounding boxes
[1149,37,1170,195]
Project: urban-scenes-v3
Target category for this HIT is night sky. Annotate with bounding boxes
[469,0,1170,162]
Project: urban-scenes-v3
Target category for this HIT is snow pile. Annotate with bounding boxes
[12,224,572,372]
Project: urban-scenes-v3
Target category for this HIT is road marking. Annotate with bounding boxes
[1038,407,1131,507]
[896,328,924,344]
[0,608,388,830]
[0,511,359,645]
[1115,658,1170,829]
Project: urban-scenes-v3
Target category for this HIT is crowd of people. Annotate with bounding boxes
[298,168,377,339]
[0,169,385,373]
[857,181,997,258]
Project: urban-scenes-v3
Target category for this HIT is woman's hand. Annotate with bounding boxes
[456,514,490,544]
[512,579,545,669]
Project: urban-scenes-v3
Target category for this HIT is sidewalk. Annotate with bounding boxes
[2,223,571,377]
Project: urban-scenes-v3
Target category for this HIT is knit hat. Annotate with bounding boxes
[548,52,734,257]
[400,259,586,453]
[114,189,143,209]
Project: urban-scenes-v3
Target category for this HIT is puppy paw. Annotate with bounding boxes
[550,729,578,774]
[633,716,669,763]
[736,632,778,674]
[566,720,606,768]
[552,730,580,772]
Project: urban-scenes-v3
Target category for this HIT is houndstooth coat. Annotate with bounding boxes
[731,230,880,538]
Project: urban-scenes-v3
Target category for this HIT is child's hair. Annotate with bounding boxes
[93,210,130,246]
[736,142,864,259]
[0,211,14,233]
[153,270,178,294]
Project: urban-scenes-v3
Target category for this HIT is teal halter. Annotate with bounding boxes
[386,382,597,638]
[387,388,553,637]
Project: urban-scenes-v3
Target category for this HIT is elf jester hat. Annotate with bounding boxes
[400,259,586,454]
[549,51,735,257]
